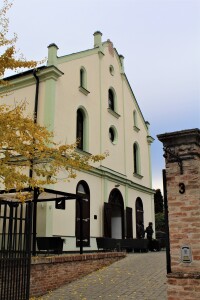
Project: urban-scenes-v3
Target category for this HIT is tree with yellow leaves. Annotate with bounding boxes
[0,0,37,81]
[0,0,107,199]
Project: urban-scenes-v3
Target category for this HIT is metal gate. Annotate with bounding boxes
[0,201,33,300]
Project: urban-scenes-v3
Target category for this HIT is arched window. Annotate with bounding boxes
[108,89,114,111]
[133,110,140,132]
[76,107,89,151]
[133,110,137,127]
[80,67,87,89]
[76,109,84,150]
[135,197,144,239]
[76,181,90,247]
[133,142,140,174]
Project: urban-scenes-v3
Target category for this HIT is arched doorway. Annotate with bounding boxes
[76,181,90,247]
[104,189,124,239]
[135,197,144,238]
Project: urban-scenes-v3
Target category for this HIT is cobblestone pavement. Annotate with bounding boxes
[42,251,167,300]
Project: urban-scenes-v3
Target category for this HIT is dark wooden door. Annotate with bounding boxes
[76,182,90,247]
[126,207,133,238]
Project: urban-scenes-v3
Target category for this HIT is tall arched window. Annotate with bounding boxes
[108,89,114,111]
[133,110,137,127]
[76,181,90,247]
[135,197,144,239]
[76,109,84,150]
[80,67,87,89]
[133,142,140,174]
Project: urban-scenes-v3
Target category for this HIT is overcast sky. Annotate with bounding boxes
[5,0,200,192]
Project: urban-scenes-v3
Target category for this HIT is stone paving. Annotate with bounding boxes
[42,251,167,300]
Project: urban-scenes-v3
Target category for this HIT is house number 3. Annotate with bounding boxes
[179,183,185,194]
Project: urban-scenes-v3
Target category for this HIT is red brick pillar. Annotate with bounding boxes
[158,129,200,300]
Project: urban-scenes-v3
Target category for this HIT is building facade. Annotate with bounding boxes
[2,32,155,251]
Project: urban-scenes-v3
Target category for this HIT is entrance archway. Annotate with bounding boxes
[104,188,124,239]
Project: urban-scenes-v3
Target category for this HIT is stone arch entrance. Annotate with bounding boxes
[104,188,124,239]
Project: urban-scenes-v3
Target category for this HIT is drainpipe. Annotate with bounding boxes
[32,69,40,256]
[33,69,39,123]
[163,169,171,274]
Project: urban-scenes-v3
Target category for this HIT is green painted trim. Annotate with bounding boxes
[39,66,63,81]
[99,51,103,162]
[125,184,128,207]
[75,148,91,157]
[133,173,143,179]
[79,165,154,195]
[121,76,127,175]
[1,66,63,92]
[103,177,108,204]
[133,126,140,132]
[47,43,58,66]
[107,108,121,119]
[99,166,127,178]
[147,142,153,189]
[79,86,90,95]
[57,48,98,64]
[44,78,56,131]
[147,135,155,144]
[45,203,53,236]
[121,73,150,132]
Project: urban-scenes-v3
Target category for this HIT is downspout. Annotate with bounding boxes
[33,69,39,123]
[32,69,40,256]
[163,169,171,274]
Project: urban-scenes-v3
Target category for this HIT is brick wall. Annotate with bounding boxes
[158,129,200,299]
[167,273,200,300]
[30,252,126,297]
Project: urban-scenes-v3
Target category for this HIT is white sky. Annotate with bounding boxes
[5,0,200,192]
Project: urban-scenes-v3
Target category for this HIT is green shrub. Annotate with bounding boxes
[155,212,165,232]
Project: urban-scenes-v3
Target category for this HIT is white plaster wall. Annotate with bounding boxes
[54,55,101,155]
[1,79,48,128]
[1,37,155,251]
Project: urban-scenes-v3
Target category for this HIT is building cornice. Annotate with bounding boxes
[82,165,155,195]
[157,128,200,147]
[1,66,63,92]
[57,48,99,64]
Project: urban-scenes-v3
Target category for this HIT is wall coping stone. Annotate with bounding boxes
[157,128,200,147]
[31,252,126,265]
[167,272,200,279]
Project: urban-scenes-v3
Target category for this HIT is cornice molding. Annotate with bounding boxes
[79,165,154,195]
[1,66,63,92]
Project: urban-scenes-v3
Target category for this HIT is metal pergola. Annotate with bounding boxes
[0,188,84,255]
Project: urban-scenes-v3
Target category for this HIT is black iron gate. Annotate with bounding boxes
[0,201,33,300]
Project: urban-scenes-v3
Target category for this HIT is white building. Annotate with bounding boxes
[2,32,155,251]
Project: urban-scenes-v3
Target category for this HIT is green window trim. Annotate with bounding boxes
[79,86,90,95]
[107,108,121,119]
